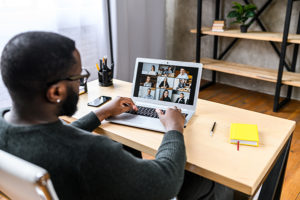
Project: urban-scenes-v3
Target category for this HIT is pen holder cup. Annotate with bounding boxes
[98,69,113,87]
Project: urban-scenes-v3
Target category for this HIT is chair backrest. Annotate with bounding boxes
[0,150,59,200]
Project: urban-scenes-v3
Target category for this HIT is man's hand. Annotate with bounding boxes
[94,96,138,122]
[156,106,185,133]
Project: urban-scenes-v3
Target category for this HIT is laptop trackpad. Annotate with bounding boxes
[106,113,166,132]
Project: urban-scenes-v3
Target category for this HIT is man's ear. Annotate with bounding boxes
[46,83,67,104]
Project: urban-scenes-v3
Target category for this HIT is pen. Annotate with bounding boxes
[96,63,100,71]
[100,59,103,71]
[102,57,105,70]
[237,140,240,151]
[210,121,216,136]
[104,56,107,66]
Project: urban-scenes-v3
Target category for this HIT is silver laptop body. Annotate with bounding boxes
[107,58,203,132]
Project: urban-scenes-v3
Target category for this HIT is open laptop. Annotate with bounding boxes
[107,58,203,132]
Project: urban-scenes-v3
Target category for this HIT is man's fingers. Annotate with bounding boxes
[120,97,137,111]
[156,109,164,117]
[121,105,131,113]
[174,106,182,113]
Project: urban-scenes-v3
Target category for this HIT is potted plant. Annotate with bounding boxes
[227,2,257,33]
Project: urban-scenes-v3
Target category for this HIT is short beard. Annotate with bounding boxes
[58,86,79,116]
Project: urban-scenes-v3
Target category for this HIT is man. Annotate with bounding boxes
[162,66,173,76]
[0,32,219,200]
[175,93,185,104]
[176,68,189,79]
[144,88,154,99]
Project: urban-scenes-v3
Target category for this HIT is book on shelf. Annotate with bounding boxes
[213,20,225,24]
[211,26,224,29]
[212,24,225,27]
[212,27,225,32]
[212,20,225,32]
[211,29,225,32]
[230,123,259,146]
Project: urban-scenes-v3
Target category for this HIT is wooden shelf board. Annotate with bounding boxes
[200,58,300,87]
[190,28,300,44]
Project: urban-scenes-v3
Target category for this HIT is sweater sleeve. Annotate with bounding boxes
[79,130,186,200]
[70,112,101,132]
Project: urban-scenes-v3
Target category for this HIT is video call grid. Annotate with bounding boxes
[138,63,193,105]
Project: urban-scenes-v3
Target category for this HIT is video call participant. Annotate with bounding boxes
[143,76,153,87]
[176,68,189,79]
[177,79,186,90]
[162,66,173,76]
[184,79,190,87]
[160,90,171,102]
[148,65,157,75]
[175,93,185,104]
[144,88,154,99]
[159,77,170,89]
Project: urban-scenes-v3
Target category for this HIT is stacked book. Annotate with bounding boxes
[212,20,225,32]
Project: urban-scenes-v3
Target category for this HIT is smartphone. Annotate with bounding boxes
[87,96,111,107]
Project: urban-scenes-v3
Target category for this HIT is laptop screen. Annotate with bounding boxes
[133,62,199,106]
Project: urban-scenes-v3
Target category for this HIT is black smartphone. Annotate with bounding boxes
[87,96,111,107]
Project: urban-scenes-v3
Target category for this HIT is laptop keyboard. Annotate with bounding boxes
[126,106,187,119]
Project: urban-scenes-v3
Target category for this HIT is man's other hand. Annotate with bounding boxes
[94,96,137,121]
[156,106,185,133]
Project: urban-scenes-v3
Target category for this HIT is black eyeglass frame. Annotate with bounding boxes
[47,69,90,86]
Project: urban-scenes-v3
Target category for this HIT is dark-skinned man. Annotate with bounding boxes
[0,32,218,200]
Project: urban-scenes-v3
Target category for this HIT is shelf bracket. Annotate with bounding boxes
[273,0,295,112]
[196,0,202,63]
[244,0,292,72]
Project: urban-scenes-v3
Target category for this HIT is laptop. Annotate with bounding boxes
[107,58,203,132]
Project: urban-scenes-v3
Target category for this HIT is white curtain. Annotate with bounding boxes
[110,0,166,82]
[0,0,110,108]
[0,0,167,108]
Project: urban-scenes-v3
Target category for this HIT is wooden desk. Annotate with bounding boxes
[62,79,295,198]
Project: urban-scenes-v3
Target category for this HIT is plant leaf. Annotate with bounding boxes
[233,2,243,13]
[245,11,255,18]
[241,16,248,24]
[245,4,257,11]
[227,11,239,18]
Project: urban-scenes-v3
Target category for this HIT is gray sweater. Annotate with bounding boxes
[0,108,186,200]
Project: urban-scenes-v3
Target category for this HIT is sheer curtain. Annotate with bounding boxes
[0,0,167,108]
[110,0,166,82]
[0,0,110,108]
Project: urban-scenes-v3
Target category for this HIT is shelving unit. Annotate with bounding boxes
[191,28,300,44]
[201,58,300,87]
[194,0,300,112]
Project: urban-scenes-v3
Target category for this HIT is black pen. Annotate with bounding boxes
[100,59,103,71]
[210,122,216,136]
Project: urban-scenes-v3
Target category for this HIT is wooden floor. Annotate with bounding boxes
[197,82,300,200]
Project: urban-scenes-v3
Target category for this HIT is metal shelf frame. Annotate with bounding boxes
[196,0,300,112]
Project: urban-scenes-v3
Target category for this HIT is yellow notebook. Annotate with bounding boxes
[230,123,259,146]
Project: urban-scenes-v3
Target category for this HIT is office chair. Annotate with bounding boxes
[0,150,59,200]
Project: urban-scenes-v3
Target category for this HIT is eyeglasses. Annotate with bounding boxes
[47,69,90,86]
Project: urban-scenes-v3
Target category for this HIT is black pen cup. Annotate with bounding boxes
[98,69,113,87]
